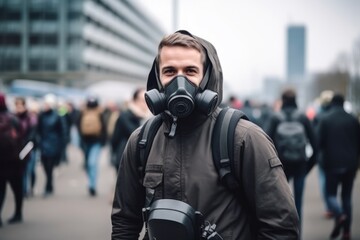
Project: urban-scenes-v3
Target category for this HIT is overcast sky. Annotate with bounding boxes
[135,0,360,96]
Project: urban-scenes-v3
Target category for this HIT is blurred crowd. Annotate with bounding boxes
[0,88,359,239]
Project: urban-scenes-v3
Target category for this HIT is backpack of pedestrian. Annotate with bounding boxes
[274,110,307,163]
[80,108,102,137]
[0,112,21,160]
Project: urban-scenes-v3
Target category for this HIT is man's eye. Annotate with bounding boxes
[186,69,197,74]
[163,69,174,75]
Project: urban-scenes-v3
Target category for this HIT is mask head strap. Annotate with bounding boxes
[199,62,211,91]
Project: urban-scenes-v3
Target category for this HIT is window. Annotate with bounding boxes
[0,33,21,46]
[29,33,57,45]
[30,11,57,20]
[0,56,20,71]
[29,58,57,71]
[0,10,21,20]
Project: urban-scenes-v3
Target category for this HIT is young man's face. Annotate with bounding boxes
[159,46,204,87]
[14,100,26,113]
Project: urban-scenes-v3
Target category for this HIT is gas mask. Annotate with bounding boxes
[145,75,218,118]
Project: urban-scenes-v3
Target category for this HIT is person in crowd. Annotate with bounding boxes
[103,100,120,146]
[241,99,259,125]
[57,100,72,165]
[256,103,273,130]
[13,97,38,198]
[265,88,317,226]
[317,93,360,240]
[65,101,81,147]
[312,90,334,219]
[78,96,107,197]
[111,30,300,239]
[37,94,67,197]
[0,93,24,226]
[110,87,151,171]
[228,95,243,109]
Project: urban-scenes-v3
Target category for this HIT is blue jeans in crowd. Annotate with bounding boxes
[283,162,307,221]
[23,150,37,196]
[83,142,102,192]
[325,168,357,233]
[318,165,332,213]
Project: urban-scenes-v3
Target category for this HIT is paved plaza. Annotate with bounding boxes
[1,144,359,240]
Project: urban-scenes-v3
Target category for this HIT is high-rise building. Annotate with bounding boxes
[0,0,165,87]
[286,25,306,82]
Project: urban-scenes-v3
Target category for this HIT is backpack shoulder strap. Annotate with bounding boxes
[136,114,163,178]
[212,107,248,192]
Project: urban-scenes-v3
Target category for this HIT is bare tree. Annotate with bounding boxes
[350,37,360,116]
[353,37,360,78]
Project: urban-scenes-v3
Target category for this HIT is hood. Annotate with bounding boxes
[147,30,223,111]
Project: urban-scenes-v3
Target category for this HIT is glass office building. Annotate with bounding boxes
[286,25,306,82]
[0,0,164,86]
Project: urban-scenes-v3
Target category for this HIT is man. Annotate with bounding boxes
[317,94,360,240]
[0,93,23,226]
[14,97,38,198]
[78,96,107,196]
[266,89,317,223]
[37,94,67,197]
[111,87,150,171]
[111,30,300,239]
[312,90,334,219]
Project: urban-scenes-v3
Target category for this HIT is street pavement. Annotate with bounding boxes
[0,143,359,240]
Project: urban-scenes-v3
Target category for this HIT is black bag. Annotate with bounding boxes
[143,199,203,240]
[274,111,307,163]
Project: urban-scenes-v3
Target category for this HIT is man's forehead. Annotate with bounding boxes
[159,47,202,64]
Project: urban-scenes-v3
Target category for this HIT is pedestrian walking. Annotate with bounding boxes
[14,97,38,198]
[110,87,150,171]
[78,96,107,196]
[317,93,360,240]
[0,92,24,226]
[312,90,334,219]
[37,94,67,197]
[265,88,317,225]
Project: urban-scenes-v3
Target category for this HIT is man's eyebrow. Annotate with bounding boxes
[186,65,200,70]
[161,66,175,71]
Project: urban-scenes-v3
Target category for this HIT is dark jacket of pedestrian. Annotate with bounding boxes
[0,94,23,177]
[111,108,141,170]
[111,30,299,240]
[37,108,66,159]
[15,107,37,150]
[317,98,360,171]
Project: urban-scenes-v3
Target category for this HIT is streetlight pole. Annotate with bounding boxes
[173,0,178,31]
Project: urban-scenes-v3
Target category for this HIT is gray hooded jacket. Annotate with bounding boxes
[111,30,300,240]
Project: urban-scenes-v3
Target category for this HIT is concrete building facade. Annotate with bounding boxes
[0,0,165,87]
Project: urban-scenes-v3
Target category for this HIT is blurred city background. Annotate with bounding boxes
[0,0,360,239]
[0,0,359,115]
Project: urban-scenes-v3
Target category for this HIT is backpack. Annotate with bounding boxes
[137,108,248,198]
[80,109,102,137]
[274,111,307,163]
[0,112,21,159]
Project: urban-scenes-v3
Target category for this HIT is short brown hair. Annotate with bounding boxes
[157,32,207,66]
